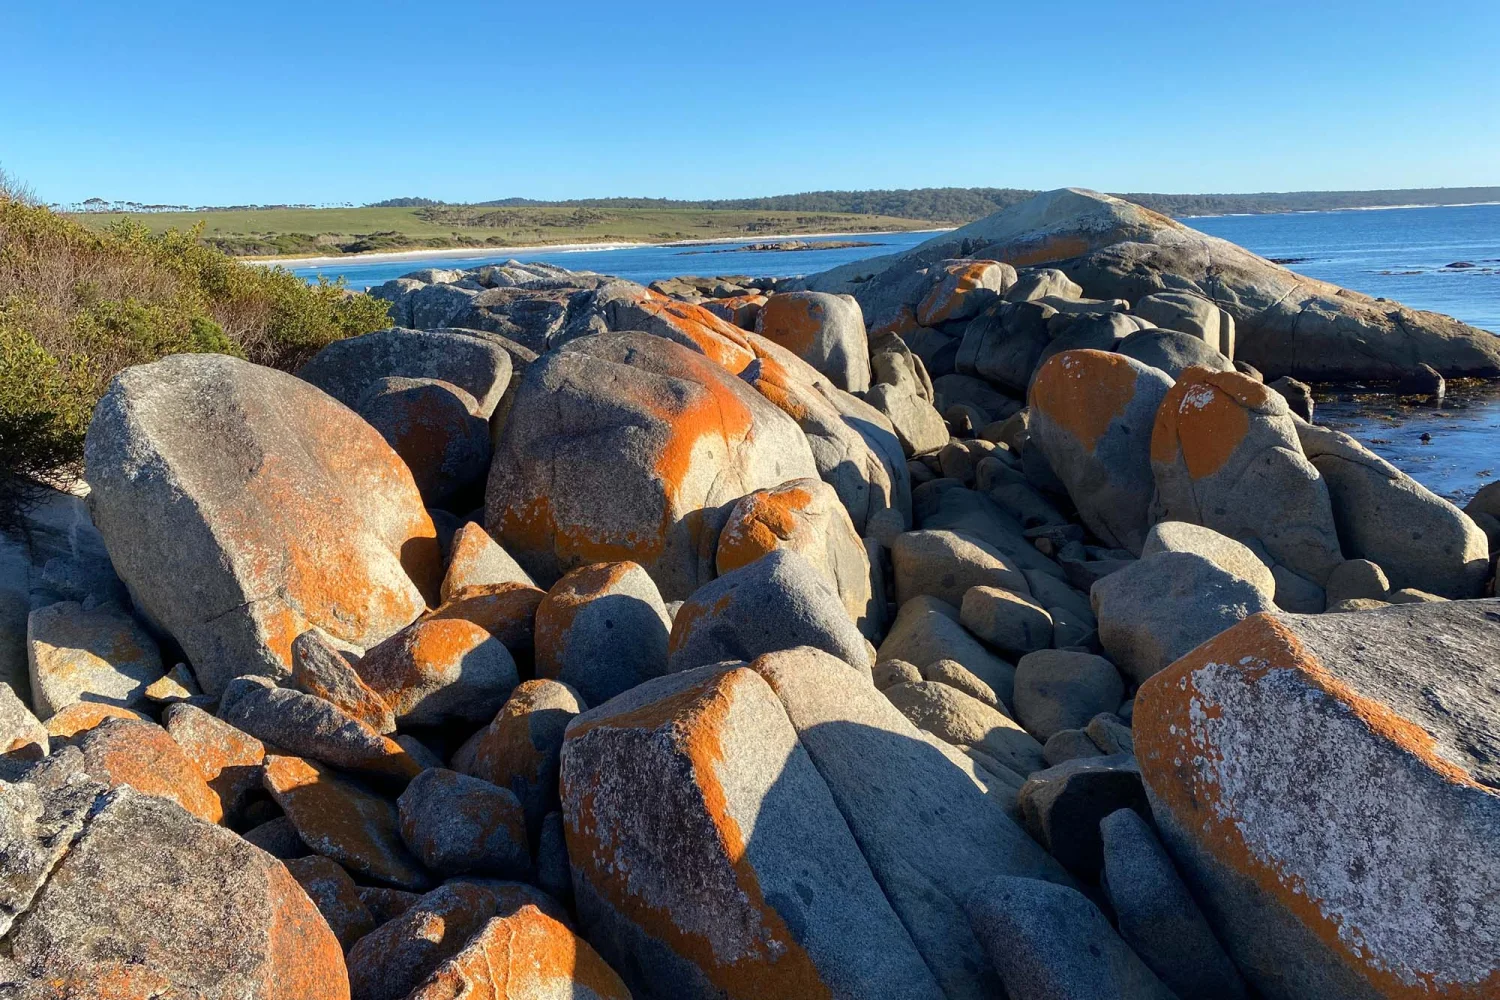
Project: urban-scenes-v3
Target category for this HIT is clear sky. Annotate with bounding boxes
[4,0,1496,205]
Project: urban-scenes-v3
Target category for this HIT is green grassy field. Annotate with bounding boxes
[70,204,939,258]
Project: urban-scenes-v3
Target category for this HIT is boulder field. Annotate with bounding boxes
[0,188,1496,998]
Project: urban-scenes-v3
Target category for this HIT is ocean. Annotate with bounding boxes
[288,204,1500,503]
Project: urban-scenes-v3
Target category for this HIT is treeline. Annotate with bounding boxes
[367,186,1500,221]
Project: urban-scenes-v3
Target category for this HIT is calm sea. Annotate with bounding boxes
[290,204,1500,502]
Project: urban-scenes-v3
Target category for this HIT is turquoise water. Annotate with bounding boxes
[289,204,1500,502]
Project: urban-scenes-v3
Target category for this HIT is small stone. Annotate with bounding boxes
[959,586,1053,656]
[1042,728,1105,767]
[290,629,396,734]
[428,582,546,659]
[872,658,923,690]
[143,663,202,704]
[397,768,531,879]
[922,657,1000,708]
[220,678,419,781]
[440,521,534,601]
[1324,558,1390,604]
[1012,650,1126,742]
[891,530,1028,608]
[534,561,671,706]
[884,680,1044,777]
[458,678,583,842]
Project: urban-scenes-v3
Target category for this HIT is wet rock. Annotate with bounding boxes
[26,600,162,719]
[487,331,816,600]
[1135,601,1500,999]
[1093,550,1275,686]
[84,354,442,694]
[1028,350,1173,554]
[439,521,535,601]
[263,754,430,890]
[964,874,1175,1000]
[4,787,347,998]
[397,768,531,879]
[1100,808,1248,1000]
[1012,650,1125,742]
[668,549,872,674]
[357,616,518,727]
[534,561,671,706]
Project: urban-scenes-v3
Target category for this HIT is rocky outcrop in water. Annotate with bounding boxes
[0,188,1496,997]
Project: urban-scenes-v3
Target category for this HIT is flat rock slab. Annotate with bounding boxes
[1136,601,1500,999]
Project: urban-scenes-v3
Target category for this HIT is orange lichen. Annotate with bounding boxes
[564,670,833,999]
[78,719,223,825]
[715,485,814,575]
[640,293,757,373]
[871,305,920,339]
[262,857,352,998]
[428,583,545,652]
[1149,366,1270,477]
[534,562,641,678]
[999,234,1094,268]
[916,261,997,326]
[407,906,629,1000]
[1029,349,1140,452]
[43,702,149,739]
[757,294,825,357]
[1136,614,1498,999]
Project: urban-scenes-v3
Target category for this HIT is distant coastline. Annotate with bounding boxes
[245,229,954,269]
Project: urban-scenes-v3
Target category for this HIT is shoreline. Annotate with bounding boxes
[245,228,954,270]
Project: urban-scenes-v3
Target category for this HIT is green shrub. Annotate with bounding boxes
[0,191,392,528]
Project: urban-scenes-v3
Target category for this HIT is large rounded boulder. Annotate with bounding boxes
[1028,350,1173,554]
[84,355,442,695]
[755,291,871,393]
[485,331,817,600]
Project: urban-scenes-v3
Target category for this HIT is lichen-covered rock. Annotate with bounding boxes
[345,882,499,1000]
[40,700,148,739]
[1028,350,1174,554]
[458,678,583,841]
[1135,601,1500,1000]
[440,521,535,601]
[263,754,430,891]
[84,354,442,694]
[356,616,518,727]
[4,786,347,998]
[533,561,671,706]
[600,286,758,372]
[1092,550,1274,686]
[405,902,629,999]
[298,326,514,420]
[427,581,546,659]
[716,478,875,635]
[1297,421,1490,598]
[220,678,419,781]
[487,331,816,600]
[560,665,945,1000]
[398,768,531,879]
[285,854,376,951]
[290,629,396,734]
[916,259,1016,326]
[25,600,163,719]
[1151,365,1342,585]
[0,682,46,757]
[163,701,266,823]
[667,549,872,674]
[353,376,492,509]
[74,717,222,824]
[755,291,870,392]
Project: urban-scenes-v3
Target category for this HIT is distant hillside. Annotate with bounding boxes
[386,186,1500,223]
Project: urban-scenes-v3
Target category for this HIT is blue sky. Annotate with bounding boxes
[3,0,1496,205]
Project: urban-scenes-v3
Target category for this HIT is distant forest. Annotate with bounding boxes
[371,187,1500,222]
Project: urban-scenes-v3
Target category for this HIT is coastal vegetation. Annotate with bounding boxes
[66,186,1500,260]
[0,173,390,524]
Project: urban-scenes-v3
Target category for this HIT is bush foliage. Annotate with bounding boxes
[0,183,391,526]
